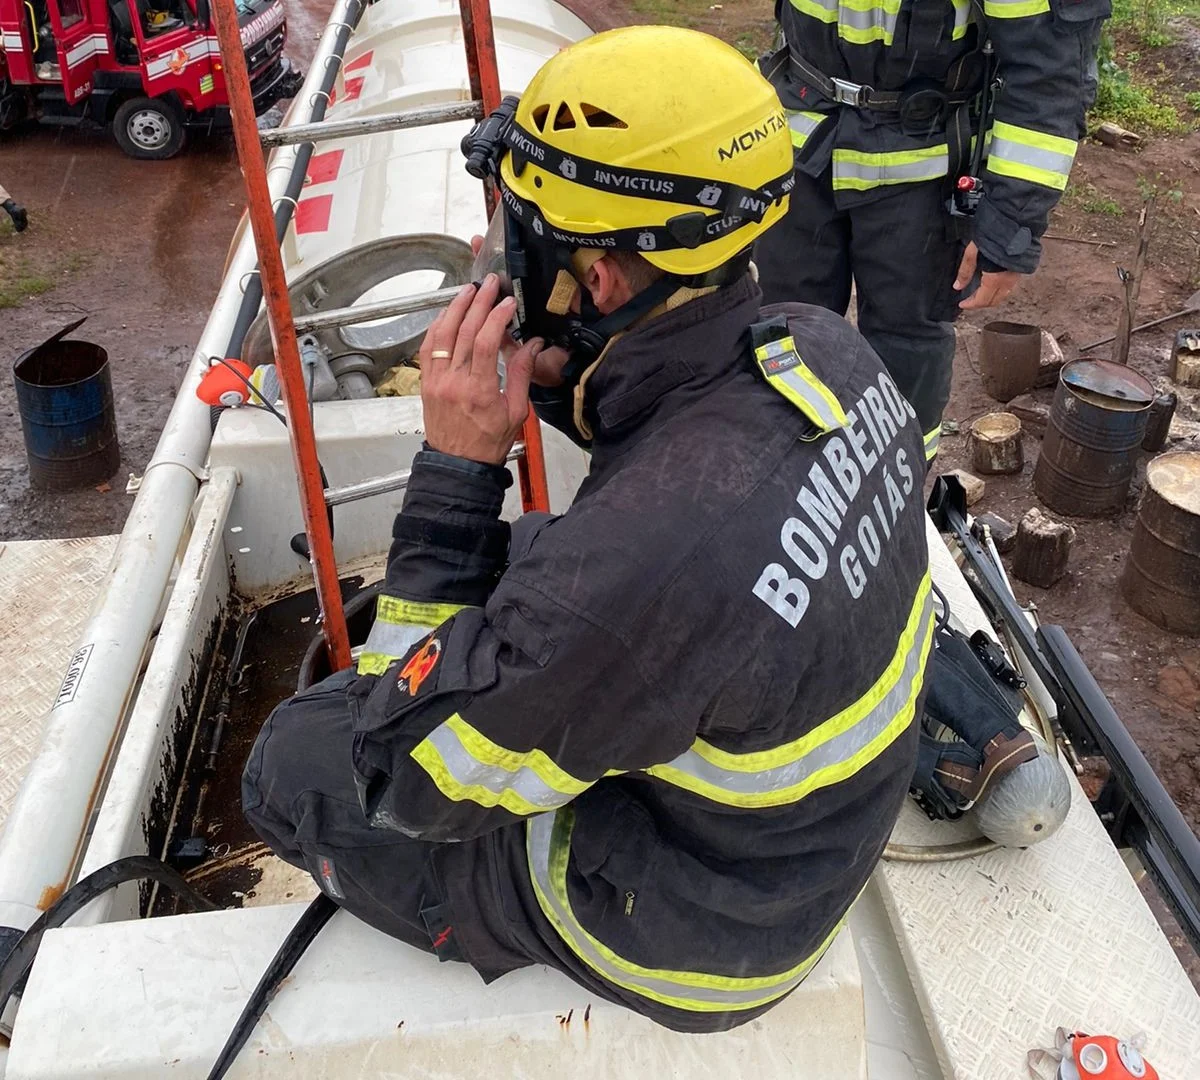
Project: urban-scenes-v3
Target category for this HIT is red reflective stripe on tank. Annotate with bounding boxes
[343,50,373,73]
[294,194,333,234]
[341,75,365,103]
[306,149,344,185]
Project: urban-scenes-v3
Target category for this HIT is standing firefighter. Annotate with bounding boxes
[0,183,28,232]
[754,0,1106,462]
[244,26,934,1032]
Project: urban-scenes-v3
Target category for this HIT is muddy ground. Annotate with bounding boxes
[1,0,1198,982]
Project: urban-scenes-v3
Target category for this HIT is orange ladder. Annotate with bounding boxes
[210,0,551,672]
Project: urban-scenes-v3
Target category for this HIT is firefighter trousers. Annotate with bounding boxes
[754,169,964,456]
[242,668,487,965]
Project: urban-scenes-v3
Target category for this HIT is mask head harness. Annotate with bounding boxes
[461,95,793,381]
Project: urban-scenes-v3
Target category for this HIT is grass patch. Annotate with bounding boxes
[1188,91,1200,113]
[1062,182,1127,215]
[1092,52,1186,132]
[0,222,88,308]
[1110,0,1200,44]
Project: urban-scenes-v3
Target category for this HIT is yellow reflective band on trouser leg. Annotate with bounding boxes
[525,807,847,1012]
[787,109,830,151]
[832,145,949,192]
[356,597,466,676]
[410,714,592,815]
[985,121,1077,192]
[646,573,935,808]
[753,337,849,432]
[924,426,942,462]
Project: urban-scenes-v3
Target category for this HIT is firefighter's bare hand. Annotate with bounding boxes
[419,274,544,465]
[955,242,1022,311]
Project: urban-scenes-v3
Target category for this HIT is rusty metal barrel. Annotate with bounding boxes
[1033,359,1154,517]
[12,317,120,490]
[1122,452,1200,635]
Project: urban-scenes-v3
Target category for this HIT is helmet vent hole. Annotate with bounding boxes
[534,176,543,188]
[553,103,577,130]
[580,104,628,129]
[531,104,550,132]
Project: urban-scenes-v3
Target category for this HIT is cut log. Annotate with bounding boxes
[945,468,986,506]
[970,412,1024,475]
[1094,121,1142,149]
[1012,508,1076,588]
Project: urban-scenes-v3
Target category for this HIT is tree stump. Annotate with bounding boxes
[970,413,1024,475]
[1012,508,1076,588]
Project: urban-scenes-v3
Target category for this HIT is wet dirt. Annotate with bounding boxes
[0,0,335,542]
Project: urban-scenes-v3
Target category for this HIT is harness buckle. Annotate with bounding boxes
[830,77,872,107]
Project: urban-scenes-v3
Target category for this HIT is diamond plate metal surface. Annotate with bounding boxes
[0,537,118,828]
[876,524,1200,1079]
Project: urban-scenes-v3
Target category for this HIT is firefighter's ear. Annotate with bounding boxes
[581,255,634,315]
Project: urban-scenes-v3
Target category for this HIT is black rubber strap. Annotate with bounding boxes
[207,894,338,1079]
[503,121,795,218]
[500,183,777,254]
[0,856,219,1014]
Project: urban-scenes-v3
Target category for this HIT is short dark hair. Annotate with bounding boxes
[607,249,665,293]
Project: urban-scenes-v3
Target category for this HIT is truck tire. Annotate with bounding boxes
[112,97,186,159]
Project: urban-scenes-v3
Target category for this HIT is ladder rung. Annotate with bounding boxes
[325,444,525,507]
[259,101,485,148]
[293,285,462,335]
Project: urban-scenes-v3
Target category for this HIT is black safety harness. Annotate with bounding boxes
[772,0,999,218]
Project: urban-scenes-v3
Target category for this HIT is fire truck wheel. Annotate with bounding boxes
[113,97,187,160]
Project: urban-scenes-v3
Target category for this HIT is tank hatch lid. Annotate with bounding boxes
[1146,451,1200,515]
[1062,358,1155,406]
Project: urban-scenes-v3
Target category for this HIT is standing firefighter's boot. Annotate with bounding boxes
[911,625,1039,820]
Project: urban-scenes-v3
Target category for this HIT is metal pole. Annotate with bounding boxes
[326,444,526,507]
[211,0,352,672]
[259,101,484,148]
[460,0,552,513]
[292,285,461,335]
[460,0,502,219]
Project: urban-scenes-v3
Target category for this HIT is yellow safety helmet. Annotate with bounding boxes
[500,25,794,278]
[463,26,793,369]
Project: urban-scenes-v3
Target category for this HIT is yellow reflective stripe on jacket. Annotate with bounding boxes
[787,109,830,150]
[951,0,972,38]
[411,714,591,815]
[526,807,846,1012]
[790,0,838,24]
[646,573,934,808]
[788,0,901,44]
[924,426,942,461]
[754,337,849,432]
[983,0,1050,16]
[986,121,1077,191]
[832,144,949,191]
[357,596,465,676]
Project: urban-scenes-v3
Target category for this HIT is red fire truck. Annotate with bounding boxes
[0,0,301,158]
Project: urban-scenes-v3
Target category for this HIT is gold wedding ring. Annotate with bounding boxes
[430,350,452,360]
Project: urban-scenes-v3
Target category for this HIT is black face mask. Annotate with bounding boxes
[469,186,677,387]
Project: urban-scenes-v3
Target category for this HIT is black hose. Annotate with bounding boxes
[0,856,218,1014]
[224,0,369,361]
[206,894,338,1079]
